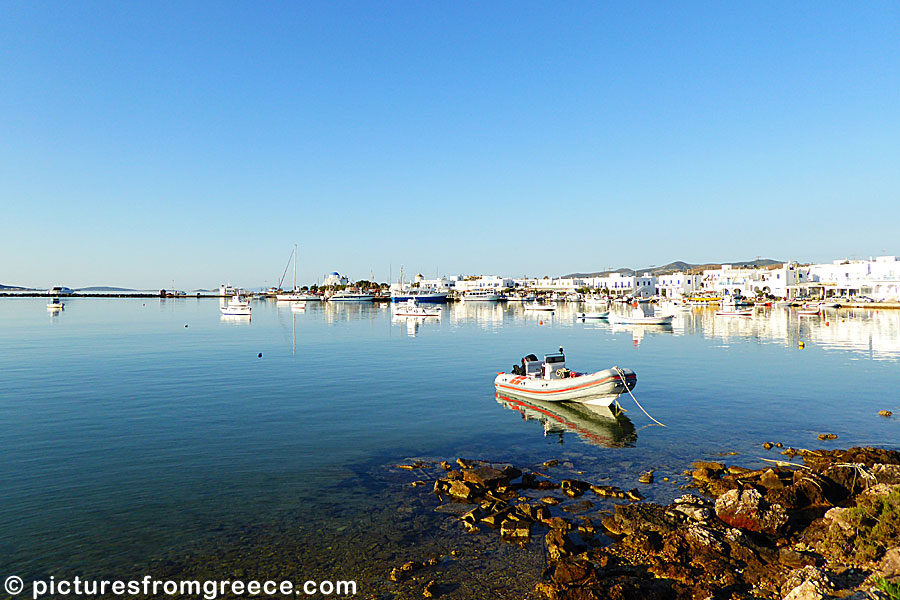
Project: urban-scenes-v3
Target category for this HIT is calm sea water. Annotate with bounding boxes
[1,297,899,583]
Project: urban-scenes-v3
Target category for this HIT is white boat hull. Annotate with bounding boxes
[715,310,753,317]
[524,302,557,312]
[494,368,636,404]
[577,311,609,319]
[220,307,251,316]
[607,314,673,325]
[329,295,374,302]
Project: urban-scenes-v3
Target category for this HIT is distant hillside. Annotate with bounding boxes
[76,286,138,292]
[564,259,783,278]
[0,283,29,290]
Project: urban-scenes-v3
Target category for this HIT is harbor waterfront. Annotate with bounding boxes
[1,297,899,596]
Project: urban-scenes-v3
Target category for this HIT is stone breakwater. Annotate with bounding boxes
[391,448,900,600]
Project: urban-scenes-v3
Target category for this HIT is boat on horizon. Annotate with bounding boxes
[391,298,441,317]
[576,311,609,319]
[390,289,449,303]
[462,290,500,302]
[220,294,252,316]
[328,290,375,302]
[276,244,321,301]
[524,300,557,312]
[607,306,674,325]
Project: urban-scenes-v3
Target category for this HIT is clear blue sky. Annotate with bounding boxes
[2,2,898,289]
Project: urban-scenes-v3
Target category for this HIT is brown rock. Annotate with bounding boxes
[879,410,893,417]
[879,546,900,577]
[638,470,654,484]
[439,460,452,471]
[462,466,507,489]
[545,529,579,560]
[691,460,726,471]
[560,479,590,497]
[540,496,561,506]
[714,488,789,535]
[447,480,484,502]
[549,557,594,586]
[759,468,785,490]
[817,433,838,440]
[500,517,531,541]
[546,516,574,531]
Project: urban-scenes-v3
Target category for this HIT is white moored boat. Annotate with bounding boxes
[576,311,609,319]
[220,294,252,316]
[47,297,64,311]
[524,301,557,312]
[329,291,375,302]
[607,307,673,325]
[715,309,753,317]
[463,290,500,302]
[391,299,441,318]
[494,348,636,406]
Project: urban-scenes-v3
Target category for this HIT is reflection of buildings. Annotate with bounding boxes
[689,307,900,361]
[496,393,636,447]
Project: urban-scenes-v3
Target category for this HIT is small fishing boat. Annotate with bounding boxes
[576,311,609,319]
[658,300,691,312]
[818,301,841,309]
[715,309,753,317]
[391,299,441,317]
[220,295,252,316]
[494,348,636,406]
[329,291,375,302]
[524,301,557,312]
[796,308,820,316]
[47,297,64,311]
[607,311,674,325]
[584,296,609,307]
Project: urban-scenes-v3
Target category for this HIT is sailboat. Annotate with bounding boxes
[276,244,319,301]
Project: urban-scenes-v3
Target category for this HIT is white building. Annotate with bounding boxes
[656,273,702,298]
[581,273,656,297]
[452,275,515,292]
[803,256,900,300]
[324,272,349,286]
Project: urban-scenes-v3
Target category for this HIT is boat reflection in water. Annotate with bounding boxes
[391,315,439,337]
[219,314,252,325]
[495,392,636,447]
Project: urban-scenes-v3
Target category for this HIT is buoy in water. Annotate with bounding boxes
[539,320,543,325]
[184,324,188,328]
[257,353,262,358]
[826,322,829,326]
[799,341,805,348]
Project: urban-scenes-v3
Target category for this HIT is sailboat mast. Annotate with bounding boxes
[293,243,297,291]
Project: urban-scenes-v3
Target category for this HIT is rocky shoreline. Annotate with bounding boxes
[389,447,900,600]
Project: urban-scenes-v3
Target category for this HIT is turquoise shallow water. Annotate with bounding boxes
[1,298,899,581]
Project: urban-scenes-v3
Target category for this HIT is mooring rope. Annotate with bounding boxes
[613,366,666,427]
